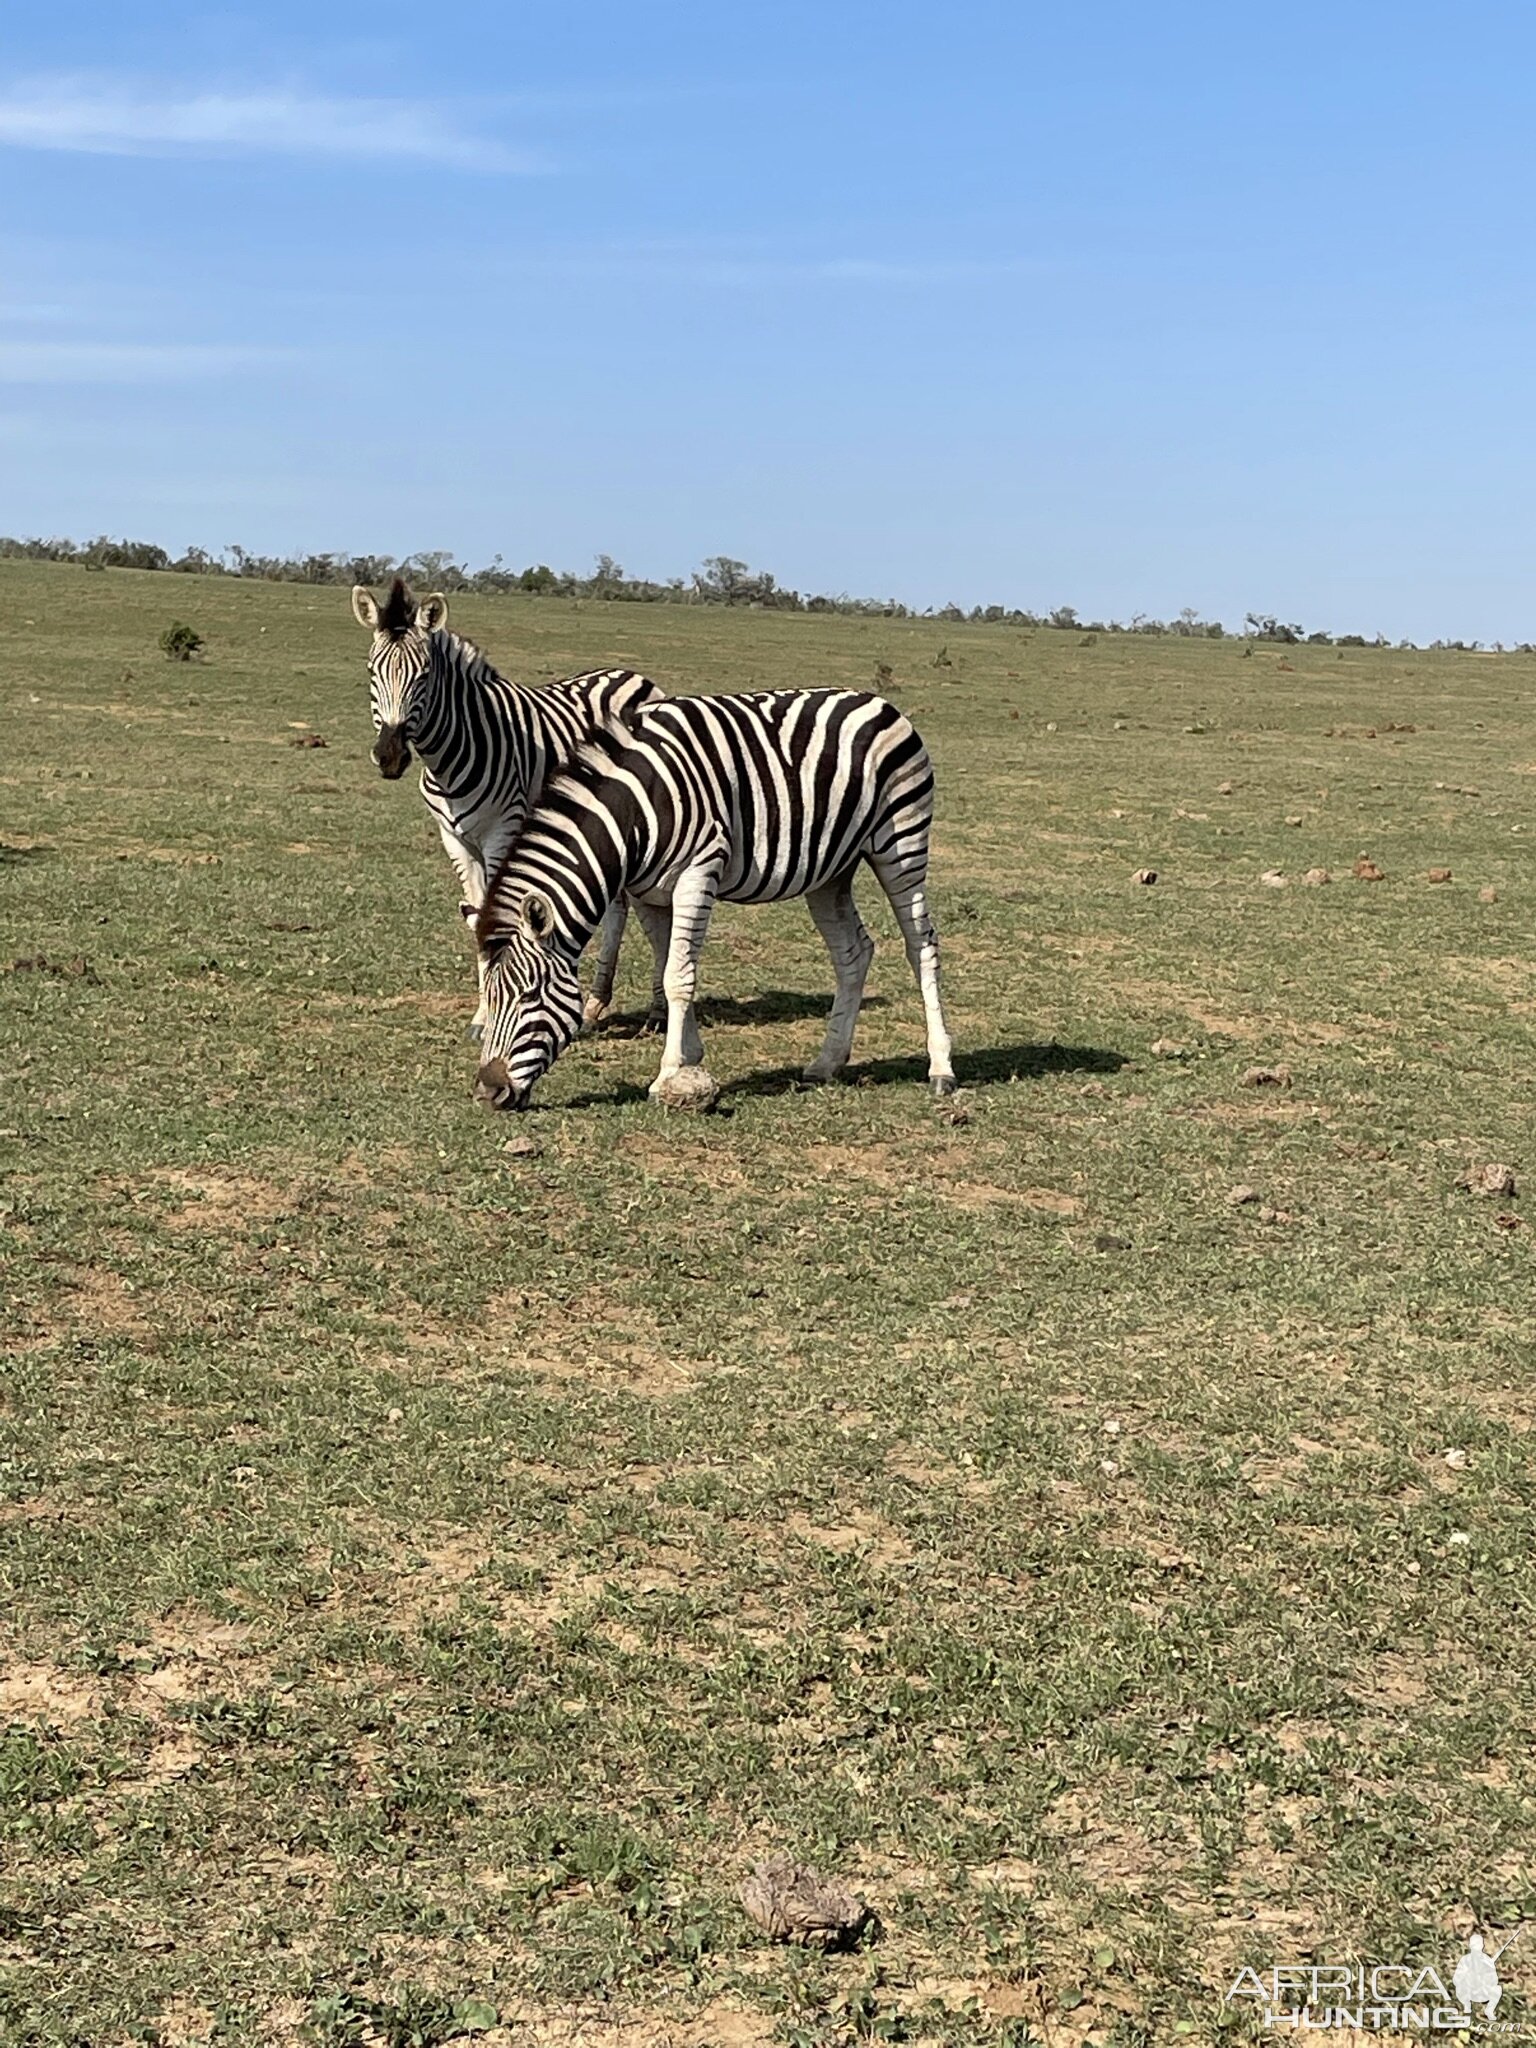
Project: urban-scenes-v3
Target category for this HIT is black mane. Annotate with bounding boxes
[380,576,415,634]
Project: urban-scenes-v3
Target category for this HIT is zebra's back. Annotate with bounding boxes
[544,667,662,738]
[542,686,934,908]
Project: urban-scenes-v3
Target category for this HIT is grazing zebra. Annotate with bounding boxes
[350,577,666,1029]
[469,687,955,1109]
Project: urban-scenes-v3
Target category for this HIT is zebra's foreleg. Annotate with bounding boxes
[583,900,630,1028]
[440,822,491,1041]
[647,868,719,1095]
[628,897,674,1031]
[801,876,875,1082]
[869,859,956,1097]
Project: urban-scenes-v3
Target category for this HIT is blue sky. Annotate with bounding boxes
[4,0,1536,640]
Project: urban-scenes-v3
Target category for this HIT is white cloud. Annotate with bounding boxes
[0,80,540,171]
[498,245,1036,288]
[0,342,297,384]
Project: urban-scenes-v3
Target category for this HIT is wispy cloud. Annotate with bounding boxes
[497,245,1037,289]
[0,341,297,384]
[0,79,540,171]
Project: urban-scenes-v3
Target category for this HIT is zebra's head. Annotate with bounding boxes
[351,578,448,779]
[471,893,584,1111]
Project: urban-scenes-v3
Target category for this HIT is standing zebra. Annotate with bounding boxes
[350,577,665,1029]
[469,687,955,1108]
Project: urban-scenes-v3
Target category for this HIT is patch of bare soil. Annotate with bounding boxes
[147,1168,291,1231]
[969,1855,1044,1890]
[1205,1803,1331,1979]
[616,1127,753,1192]
[331,1143,425,1186]
[519,1348,697,1397]
[1351,1652,1439,1713]
[1042,1785,1192,1891]
[884,1445,997,1497]
[478,1288,703,1395]
[109,841,221,866]
[1444,954,1536,1002]
[787,1506,915,1569]
[1191,1095,1327,1125]
[0,1661,103,1727]
[797,1141,1079,1213]
[0,1611,263,1744]
[57,1264,151,1335]
[447,2006,776,2048]
[145,2003,219,2048]
[385,1532,495,1625]
[1114,978,1264,1041]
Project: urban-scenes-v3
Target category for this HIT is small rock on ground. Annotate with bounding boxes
[739,1856,871,1949]
[1457,1163,1517,1198]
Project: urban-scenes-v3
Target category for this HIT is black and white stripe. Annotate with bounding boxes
[470,687,955,1107]
[351,577,664,1025]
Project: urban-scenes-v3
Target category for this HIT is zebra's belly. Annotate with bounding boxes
[630,849,858,909]
[717,844,860,905]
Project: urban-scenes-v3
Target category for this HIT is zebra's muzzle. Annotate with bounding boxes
[372,725,411,779]
[474,1057,524,1111]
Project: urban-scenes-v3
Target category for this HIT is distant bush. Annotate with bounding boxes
[159,621,203,662]
[1245,613,1303,644]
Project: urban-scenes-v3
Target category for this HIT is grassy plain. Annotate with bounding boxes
[2,561,1535,2046]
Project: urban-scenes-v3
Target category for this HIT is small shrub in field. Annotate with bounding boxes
[159,621,203,662]
[874,661,894,688]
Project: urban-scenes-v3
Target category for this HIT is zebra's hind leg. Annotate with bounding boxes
[629,898,675,1034]
[868,856,956,1096]
[583,900,630,1028]
[647,865,719,1096]
[801,875,875,1082]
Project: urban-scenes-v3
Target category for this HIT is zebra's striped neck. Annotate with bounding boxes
[479,741,637,964]
[410,630,545,770]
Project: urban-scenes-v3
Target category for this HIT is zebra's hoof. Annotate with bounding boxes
[581,996,610,1031]
[652,1067,720,1113]
[930,1075,958,1099]
[800,1062,844,1086]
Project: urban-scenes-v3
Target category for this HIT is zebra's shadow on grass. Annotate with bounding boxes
[720,1039,1129,1100]
[594,989,886,1037]
[557,1037,1128,1110]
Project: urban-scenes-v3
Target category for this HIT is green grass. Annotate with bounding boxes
[3,561,1535,2047]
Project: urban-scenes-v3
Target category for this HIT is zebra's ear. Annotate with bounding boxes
[519,893,555,946]
[417,592,449,632]
[351,586,380,630]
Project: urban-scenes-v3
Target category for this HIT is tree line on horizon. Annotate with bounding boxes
[0,532,1515,651]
